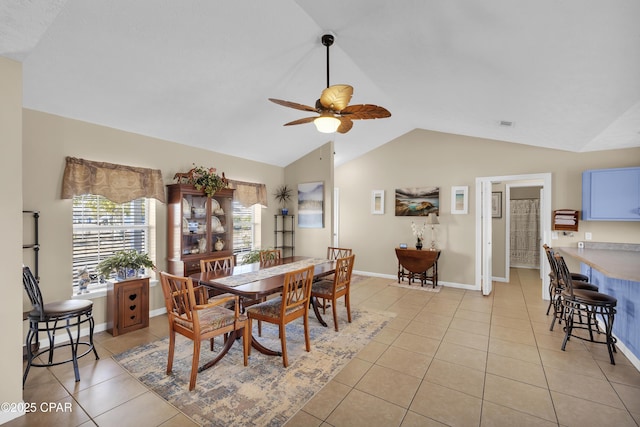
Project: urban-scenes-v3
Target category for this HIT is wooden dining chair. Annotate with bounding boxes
[200,255,234,272]
[259,249,282,264]
[201,254,264,335]
[246,265,314,367]
[327,247,352,260]
[311,254,355,331]
[159,271,249,390]
[319,247,353,311]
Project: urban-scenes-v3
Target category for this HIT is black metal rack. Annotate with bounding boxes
[274,214,295,257]
[23,210,40,281]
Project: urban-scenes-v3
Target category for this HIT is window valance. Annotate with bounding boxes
[227,179,268,208]
[61,157,165,204]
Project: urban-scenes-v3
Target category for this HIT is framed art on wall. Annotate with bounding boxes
[298,182,324,228]
[451,186,468,214]
[371,190,384,214]
[394,187,439,216]
[492,191,502,218]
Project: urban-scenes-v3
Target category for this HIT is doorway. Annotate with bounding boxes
[475,173,552,298]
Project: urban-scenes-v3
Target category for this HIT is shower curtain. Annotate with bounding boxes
[510,199,540,267]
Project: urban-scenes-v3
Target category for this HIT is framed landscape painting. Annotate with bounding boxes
[451,186,468,214]
[395,187,439,216]
[298,182,324,228]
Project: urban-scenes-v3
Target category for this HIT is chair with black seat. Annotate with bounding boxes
[159,271,249,390]
[311,254,355,331]
[554,253,618,364]
[543,245,597,331]
[22,266,99,387]
[246,265,314,367]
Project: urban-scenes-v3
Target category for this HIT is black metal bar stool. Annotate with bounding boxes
[543,245,597,331]
[22,266,99,386]
[554,253,617,364]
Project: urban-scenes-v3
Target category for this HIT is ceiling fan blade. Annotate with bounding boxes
[283,117,317,126]
[340,104,391,120]
[268,98,317,112]
[319,85,353,111]
[337,117,353,134]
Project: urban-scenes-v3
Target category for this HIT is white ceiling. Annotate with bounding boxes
[2,0,639,167]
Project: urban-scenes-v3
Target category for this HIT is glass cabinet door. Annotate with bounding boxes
[182,194,209,255]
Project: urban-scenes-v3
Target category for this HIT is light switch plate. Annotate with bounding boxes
[552,231,559,240]
[585,232,592,240]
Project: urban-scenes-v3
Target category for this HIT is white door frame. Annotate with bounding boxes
[333,187,340,246]
[504,182,545,283]
[475,173,552,298]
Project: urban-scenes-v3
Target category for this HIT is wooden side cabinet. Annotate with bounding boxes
[107,277,149,336]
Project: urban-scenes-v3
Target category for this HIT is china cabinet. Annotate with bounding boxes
[167,184,235,276]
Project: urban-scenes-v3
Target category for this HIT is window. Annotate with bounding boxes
[72,195,155,287]
[232,201,261,264]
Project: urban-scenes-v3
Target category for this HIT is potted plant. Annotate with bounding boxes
[274,184,292,215]
[97,250,155,281]
[192,165,228,197]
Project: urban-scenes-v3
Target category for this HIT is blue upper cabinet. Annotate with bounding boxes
[582,166,640,221]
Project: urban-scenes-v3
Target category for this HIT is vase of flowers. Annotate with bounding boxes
[411,221,426,250]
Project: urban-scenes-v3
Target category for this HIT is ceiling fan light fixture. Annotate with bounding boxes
[314,114,341,133]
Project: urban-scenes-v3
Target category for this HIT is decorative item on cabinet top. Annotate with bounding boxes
[173,164,229,197]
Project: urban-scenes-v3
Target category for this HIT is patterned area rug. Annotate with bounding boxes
[113,308,392,426]
[389,281,442,292]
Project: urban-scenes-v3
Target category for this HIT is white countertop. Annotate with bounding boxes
[559,247,640,282]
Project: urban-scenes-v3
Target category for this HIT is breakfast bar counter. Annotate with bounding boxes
[559,245,640,368]
[558,247,640,282]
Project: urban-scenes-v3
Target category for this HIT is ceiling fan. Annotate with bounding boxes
[269,33,391,134]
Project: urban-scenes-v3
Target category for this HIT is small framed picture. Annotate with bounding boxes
[451,186,468,215]
[371,190,384,214]
[492,191,502,218]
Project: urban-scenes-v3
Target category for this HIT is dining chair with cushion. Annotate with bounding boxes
[311,254,355,331]
[200,255,234,272]
[327,247,353,261]
[554,253,617,364]
[22,266,99,386]
[317,247,353,312]
[246,265,314,367]
[159,271,249,390]
[260,249,282,264]
[201,254,264,335]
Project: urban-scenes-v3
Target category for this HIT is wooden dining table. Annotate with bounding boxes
[189,256,336,356]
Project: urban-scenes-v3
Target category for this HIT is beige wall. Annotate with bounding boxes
[22,109,285,325]
[335,129,640,286]
[0,57,24,423]
[284,141,334,259]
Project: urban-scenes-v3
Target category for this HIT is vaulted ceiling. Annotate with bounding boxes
[2,1,639,167]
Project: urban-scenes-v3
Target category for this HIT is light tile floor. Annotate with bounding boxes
[12,269,640,426]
